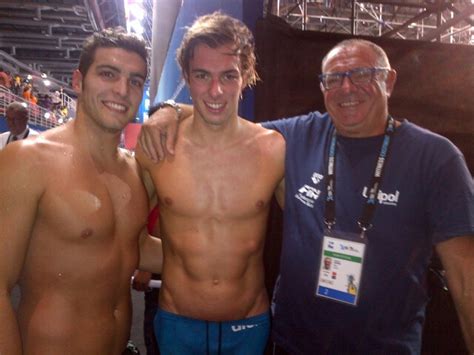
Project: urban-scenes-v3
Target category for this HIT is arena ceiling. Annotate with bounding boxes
[0,0,472,90]
[0,0,127,87]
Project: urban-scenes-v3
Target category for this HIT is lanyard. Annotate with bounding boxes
[324,117,395,237]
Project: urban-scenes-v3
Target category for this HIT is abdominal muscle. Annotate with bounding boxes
[17,275,132,355]
[159,215,269,321]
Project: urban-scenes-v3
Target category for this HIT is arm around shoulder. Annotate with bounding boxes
[138,102,193,161]
[436,235,474,353]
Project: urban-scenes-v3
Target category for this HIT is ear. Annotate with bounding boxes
[72,69,83,94]
[385,69,397,97]
[320,82,326,93]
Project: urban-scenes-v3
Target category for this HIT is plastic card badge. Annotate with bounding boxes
[315,232,366,306]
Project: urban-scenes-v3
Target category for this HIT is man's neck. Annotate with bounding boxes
[188,113,243,146]
[72,116,121,161]
[11,126,29,139]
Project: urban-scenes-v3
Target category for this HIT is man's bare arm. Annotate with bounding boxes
[275,177,285,209]
[138,229,162,274]
[138,103,193,162]
[436,235,474,353]
[0,142,44,354]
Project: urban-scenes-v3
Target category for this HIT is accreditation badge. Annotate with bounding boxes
[315,230,367,306]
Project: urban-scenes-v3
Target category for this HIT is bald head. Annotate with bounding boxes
[6,101,29,135]
[322,39,391,72]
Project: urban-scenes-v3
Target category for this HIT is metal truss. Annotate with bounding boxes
[266,0,474,45]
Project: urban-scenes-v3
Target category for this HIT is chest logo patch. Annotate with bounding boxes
[295,171,324,208]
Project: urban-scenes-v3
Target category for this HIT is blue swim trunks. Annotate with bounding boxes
[154,308,270,354]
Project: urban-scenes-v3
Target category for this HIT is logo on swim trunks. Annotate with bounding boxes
[231,324,259,332]
[362,187,400,206]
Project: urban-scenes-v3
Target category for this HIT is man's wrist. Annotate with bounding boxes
[148,100,182,120]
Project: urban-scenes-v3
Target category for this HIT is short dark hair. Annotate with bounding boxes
[78,27,148,77]
[177,11,258,88]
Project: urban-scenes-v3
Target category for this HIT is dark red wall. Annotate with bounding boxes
[255,15,473,173]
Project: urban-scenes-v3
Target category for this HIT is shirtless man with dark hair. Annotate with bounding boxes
[0,27,162,355]
[136,12,285,354]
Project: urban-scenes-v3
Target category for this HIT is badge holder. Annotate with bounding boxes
[315,227,367,306]
[315,117,395,306]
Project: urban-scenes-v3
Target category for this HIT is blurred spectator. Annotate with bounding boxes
[22,84,37,105]
[0,68,11,89]
[12,75,22,96]
[0,101,39,149]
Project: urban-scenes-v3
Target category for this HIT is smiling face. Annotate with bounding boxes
[186,43,245,128]
[321,43,396,138]
[73,47,146,133]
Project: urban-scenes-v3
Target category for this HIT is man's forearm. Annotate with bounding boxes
[436,235,474,353]
[0,297,22,354]
[138,231,163,274]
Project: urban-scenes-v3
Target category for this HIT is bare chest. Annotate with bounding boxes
[152,143,279,218]
[37,155,148,243]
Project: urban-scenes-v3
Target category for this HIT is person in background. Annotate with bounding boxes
[0,101,39,150]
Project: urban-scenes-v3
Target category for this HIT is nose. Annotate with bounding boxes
[113,76,129,96]
[341,75,356,91]
[340,74,355,91]
[209,78,223,97]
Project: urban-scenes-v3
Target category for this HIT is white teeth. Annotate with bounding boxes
[340,101,359,107]
[207,102,223,109]
[104,101,127,112]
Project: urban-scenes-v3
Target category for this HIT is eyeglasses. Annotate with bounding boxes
[319,67,389,90]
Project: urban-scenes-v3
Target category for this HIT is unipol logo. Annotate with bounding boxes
[362,187,400,206]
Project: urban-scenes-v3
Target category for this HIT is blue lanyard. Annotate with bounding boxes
[324,117,396,237]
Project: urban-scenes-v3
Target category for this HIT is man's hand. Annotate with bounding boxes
[138,107,180,162]
[132,270,153,292]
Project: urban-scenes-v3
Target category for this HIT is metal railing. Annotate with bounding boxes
[0,85,73,130]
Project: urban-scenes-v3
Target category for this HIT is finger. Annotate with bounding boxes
[166,122,178,155]
[138,127,155,162]
[143,129,159,162]
[157,133,166,161]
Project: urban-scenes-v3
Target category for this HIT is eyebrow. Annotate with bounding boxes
[191,68,240,75]
[96,64,146,81]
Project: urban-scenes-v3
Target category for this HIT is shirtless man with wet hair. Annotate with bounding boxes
[0,27,162,355]
[136,12,285,354]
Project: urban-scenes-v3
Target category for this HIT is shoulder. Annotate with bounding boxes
[261,111,329,131]
[118,147,143,173]
[1,124,73,169]
[28,128,41,137]
[0,137,54,197]
[397,120,463,158]
[134,143,164,174]
[244,119,286,159]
